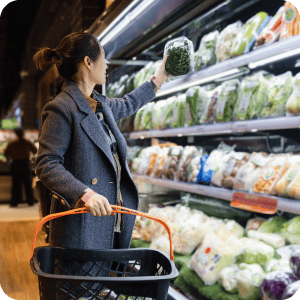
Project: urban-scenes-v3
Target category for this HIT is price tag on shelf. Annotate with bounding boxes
[231,192,278,214]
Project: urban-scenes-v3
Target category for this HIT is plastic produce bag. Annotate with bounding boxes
[186,86,201,126]
[151,100,167,130]
[233,152,270,192]
[216,79,240,123]
[134,106,146,131]
[149,147,170,178]
[255,7,285,48]
[187,155,202,183]
[260,71,294,118]
[276,161,300,198]
[196,86,211,124]
[161,96,177,129]
[282,280,300,299]
[230,12,270,56]
[161,146,183,180]
[164,36,194,77]
[215,21,243,62]
[287,167,300,200]
[211,152,234,187]
[200,85,222,124]
[174,146,198,182]
[195,30,219,71]
[236,263,265,300]
[139,102,154,131]
[189,233,240,286]
[258,216,288,234]
[280,1,300,41]
[218,265,239,294]
[233,74,269,121]
[266,258,292,273]
[286,72,300,116]
[221,152,251,189]
[252,154,290,195]
[136,146,160,175]
[171,94,186,128]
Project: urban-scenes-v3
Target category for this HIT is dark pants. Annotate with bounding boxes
[11,159,34,206]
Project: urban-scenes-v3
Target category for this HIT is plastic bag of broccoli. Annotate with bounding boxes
[134,106,145,131]
[233,74,269,121]
[195,30,219,71]
[164,36,195,77]
[139,102,154,131]
[216,79,240,122]
[260,71,294,119]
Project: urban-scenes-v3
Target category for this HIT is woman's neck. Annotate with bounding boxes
[74,78,95,98]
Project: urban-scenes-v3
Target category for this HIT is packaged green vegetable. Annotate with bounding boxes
[215,21,243,63]
[233,74,268,121]
[186,86,200,125]
[200,86,222,124]
[216,79,240,122]
[195,30,219,71]
[164,36,194,77]
[218,265,239,294]
[171,94,187,128]
[152,100,168,130]
[286,72,300,116]
[161,96,177,129]
[230,12,270,57]
[260,71,294,118]
[134,106,145,131]
[236,263,265,300]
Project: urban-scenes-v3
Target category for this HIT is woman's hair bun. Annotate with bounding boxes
[33,47,58,71]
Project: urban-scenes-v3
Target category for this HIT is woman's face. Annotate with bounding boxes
[90,46,108,86]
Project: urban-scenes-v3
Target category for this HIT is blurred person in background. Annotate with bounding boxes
[4,128,37,207]
[33,32,169,298]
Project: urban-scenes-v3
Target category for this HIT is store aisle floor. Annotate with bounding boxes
[0,217,48,299]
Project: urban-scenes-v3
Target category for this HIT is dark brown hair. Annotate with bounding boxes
[33,32,101,80]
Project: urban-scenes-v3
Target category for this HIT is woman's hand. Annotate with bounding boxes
[154,55,170,85]
[85,194,113,217]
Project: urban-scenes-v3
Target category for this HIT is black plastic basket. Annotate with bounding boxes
[30,206,179,300]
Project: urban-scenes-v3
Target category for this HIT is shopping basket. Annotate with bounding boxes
[30,205,179,300]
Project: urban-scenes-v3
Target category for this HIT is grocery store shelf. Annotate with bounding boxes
[132,174,300,215]
[156,35,300,96]
[128,116,300,139]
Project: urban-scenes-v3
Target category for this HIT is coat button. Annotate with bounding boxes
[61,199,65,205]
[92,178,98,185]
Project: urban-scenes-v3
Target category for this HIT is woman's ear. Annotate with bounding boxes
[83,56,91,70]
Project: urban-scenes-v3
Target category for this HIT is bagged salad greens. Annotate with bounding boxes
[151,100,166,130]
[195,86,211,124]
[134,106,146,131]
[215,79,240,122]
[186,86,201,126]
[230,12,270,56]
[164,37,194,76]
[260,71,294,118]
[233,73,269,121]
[138,102,154,131]
[215,21,243,62]
[286,72,300,116]
[194,30,219,71]
[171,94,187,128]
[161,96,177,129]
[200,86,222,124]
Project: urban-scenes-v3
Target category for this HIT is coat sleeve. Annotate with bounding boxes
[35,98,88,208]
[105,81,156,121]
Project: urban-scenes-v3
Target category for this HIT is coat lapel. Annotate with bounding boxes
[62,80,116,169]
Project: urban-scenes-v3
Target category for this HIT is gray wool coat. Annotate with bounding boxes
[35,79,156,251]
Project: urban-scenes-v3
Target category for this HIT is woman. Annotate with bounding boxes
[33,32,169,297]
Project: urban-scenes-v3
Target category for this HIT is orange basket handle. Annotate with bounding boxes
[30,205,174,261]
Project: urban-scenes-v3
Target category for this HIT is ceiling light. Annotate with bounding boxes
[248,47,300,69]
[99,0,155,46]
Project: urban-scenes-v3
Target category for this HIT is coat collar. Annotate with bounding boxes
[62,79,106,114]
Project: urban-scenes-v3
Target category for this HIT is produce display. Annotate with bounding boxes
[286,73,300,116]
[164,37,194,77]
[280,1,300,41]
[132,199,300,300]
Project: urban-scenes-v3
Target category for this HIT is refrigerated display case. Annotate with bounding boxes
[99,0,300,299]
